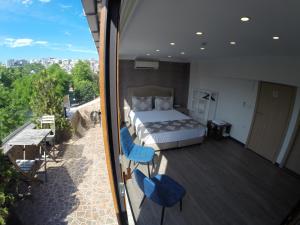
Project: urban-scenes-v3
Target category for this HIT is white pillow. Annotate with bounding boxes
[155,96,173,110]
[132,96,153,111]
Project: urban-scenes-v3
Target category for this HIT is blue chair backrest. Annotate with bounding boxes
[134,169,159,203]
[120,127,134,157]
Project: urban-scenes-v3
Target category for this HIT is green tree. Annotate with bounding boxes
[74,80,97,103]
[47,64,70,96]
[22,63,45,75]
[0,149,18,225]
[0,66,22,88]
[71,60,93,84]
[0,73,33,141]
[71,61,99,103]
[0,84,9,108]
[29,71,69,132]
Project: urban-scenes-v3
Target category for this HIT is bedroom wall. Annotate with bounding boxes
[119,60,190,121]
[188,70,258,143]
[188,56,300,164]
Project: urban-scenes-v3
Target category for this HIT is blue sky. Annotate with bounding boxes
[0,0,98,63]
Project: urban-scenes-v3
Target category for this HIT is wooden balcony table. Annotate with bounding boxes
[6,128,52,183]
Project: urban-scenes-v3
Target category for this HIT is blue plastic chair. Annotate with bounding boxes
[120,127,155,177]
[134,169,186,225]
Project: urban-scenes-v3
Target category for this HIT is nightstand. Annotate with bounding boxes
[207,120,231,140]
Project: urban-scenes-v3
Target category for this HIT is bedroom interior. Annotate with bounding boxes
[82,0,300,224]
[116,0,300,224]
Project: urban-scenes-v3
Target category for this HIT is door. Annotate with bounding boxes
[286,123,300,175]
[247,82,296,162]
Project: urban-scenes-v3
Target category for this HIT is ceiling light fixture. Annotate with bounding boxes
[168,55,172,58]
[240,17,250,22]
[170,42,175,46]
[230,41,236,45]
[196,32,203,36]
[273,36,280,40]
[200,47,205,50]
[156,49,160,52]
[146,53,151,56]
[180,52,185,55]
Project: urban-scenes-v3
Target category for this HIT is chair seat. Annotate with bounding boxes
[151,174,186,207]
[128,144,154,163]
[16,160,36,173]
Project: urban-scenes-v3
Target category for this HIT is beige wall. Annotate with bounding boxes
[119,60,190,121]
[189,56,300,164]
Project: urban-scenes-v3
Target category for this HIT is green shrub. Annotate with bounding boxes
[0,149,18,225]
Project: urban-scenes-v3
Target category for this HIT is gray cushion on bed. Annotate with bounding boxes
[155,96,173,110]
[132,96,153,111]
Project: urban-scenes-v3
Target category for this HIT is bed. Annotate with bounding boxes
[126,86,206,150]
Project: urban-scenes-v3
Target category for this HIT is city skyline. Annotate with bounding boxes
[0,0,97,62]
[4,57,99,73]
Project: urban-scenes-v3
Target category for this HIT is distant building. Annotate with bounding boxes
[6,58,99,73]
[6,59,29,67]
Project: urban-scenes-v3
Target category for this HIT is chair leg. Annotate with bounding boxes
[130,163,140,175]
[180,199,183,212]
[152,158,155,168]
[139,195,146,208]
[160,207,165,225]
[147,163,151,177]
[128,160,132,169]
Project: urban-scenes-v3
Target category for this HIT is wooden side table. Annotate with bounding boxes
[207,120,231,140]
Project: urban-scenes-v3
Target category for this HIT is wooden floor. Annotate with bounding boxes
[123,138,300,225]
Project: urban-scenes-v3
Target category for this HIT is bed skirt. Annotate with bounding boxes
[143,136,205,150]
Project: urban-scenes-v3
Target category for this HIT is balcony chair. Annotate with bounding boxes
[40,115,57,162]
[134,169,186,225]
[120,127,155,177]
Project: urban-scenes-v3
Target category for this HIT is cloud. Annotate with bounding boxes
[21,0,33,5]
[1,38,48,48]
[35,41,48,45]
[0,37,97,55]
[59,4,72,9]
[4,38,33,47]
[65,44,97,54]
[39,0,51,3]
[64,31,71,36]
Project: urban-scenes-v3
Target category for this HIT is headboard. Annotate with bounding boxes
[124,85,174,122]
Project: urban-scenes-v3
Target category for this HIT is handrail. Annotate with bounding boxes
[1,121,35,154]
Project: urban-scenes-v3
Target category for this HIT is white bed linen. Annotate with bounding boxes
[129,110,206,145]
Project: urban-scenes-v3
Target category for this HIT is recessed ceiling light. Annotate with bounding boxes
[180,52,185,55]
[168,55,172,58]
[241,17,250,22]
[230,41,236,45]
[146,53,151,56]
[196,32,203,36]
[170,42,175,46]
[200,47,205,50]
[156,49,160,52]
[273,36,280,40]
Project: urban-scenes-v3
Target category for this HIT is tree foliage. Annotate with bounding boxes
[0,62,98,141]
[74,80,97,103]
[0,150,18,225]
[71,60,99,103]
[71,60,93,84]
[30,70,69,131]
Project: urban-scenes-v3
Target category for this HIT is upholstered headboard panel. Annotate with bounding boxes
[124,85,174,122]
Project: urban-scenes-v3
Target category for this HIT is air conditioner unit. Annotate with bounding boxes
[134,60,159,69]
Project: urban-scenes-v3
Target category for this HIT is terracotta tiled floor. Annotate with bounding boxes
[15,126,118,225]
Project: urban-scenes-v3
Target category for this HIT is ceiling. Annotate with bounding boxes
[119,0,300,61]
